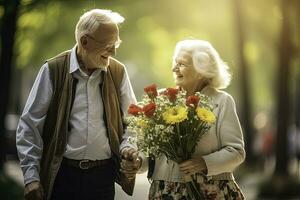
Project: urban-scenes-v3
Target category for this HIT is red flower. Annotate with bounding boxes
[128,104,143,116]
[144,84,158,99]
[163,88,179,102]
[143,103,156,117]
[186,95,200,108]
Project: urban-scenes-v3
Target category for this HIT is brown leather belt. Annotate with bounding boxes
[62,157,112,170]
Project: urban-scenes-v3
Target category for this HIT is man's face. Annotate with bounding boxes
[83,23,121,69]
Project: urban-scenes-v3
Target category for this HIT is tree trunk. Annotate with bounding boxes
[294,0,300,130]
[233,0,254,164]
[0,0,20,169]
[274,0,292,176]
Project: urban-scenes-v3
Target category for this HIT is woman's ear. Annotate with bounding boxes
[197,73,203,80]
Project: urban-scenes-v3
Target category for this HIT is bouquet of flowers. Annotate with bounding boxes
[126,84,216,200]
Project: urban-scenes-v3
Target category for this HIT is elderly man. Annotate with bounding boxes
[16,9,140,200]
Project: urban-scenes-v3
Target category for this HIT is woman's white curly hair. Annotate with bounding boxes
[173,39,232,89]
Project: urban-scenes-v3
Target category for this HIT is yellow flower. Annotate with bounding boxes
[163,106,188,124]
[196,107,216,123]
[137,119,148,128]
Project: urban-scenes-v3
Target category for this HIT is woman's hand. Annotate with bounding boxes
[179,157,207,176]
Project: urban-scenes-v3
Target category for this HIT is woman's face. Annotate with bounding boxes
[172,49,201,90]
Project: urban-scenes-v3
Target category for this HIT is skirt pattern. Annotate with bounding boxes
[148,175,245,200]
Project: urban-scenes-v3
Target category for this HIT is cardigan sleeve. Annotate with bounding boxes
[202,94,245,176]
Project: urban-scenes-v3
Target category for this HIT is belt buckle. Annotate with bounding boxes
[79,160,90,169]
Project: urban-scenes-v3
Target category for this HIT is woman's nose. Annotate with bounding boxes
[172,65,179,72]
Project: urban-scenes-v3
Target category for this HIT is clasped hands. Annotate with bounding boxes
[120,148,142,180]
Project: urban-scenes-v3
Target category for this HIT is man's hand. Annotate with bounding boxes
[24,181,44,200]
[120,148,142,180]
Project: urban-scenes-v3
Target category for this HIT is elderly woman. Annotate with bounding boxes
[154,39,246,200]
[121,39,245,199]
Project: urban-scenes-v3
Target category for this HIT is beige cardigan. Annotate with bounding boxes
[138,86,245,182]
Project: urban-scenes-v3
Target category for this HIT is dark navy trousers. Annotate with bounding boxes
[51,160,115,200]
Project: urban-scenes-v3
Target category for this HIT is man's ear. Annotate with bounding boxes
[80,36,88,48]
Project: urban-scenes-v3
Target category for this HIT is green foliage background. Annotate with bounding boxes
[10,0,300,123]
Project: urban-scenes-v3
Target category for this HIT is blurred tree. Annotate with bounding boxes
[295,74,300,162]
[0,1,24,199]
[0,0,46,166]
[233,0,255,165]
[0,0,20,169]
[259,0,300,197]
[292,0,300,152]
[7,0,45,116]
[274,0,292,176]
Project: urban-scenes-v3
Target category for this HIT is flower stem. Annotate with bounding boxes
[185,176,205,200]
[164,141,179,161]
[176,123,184,159]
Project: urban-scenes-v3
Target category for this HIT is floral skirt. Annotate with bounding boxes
[148,175,245,200]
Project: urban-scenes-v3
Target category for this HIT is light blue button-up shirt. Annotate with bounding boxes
[16,47,137,185]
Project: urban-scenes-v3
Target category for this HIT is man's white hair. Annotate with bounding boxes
[75,9,124,46]
[173,39,232,89]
